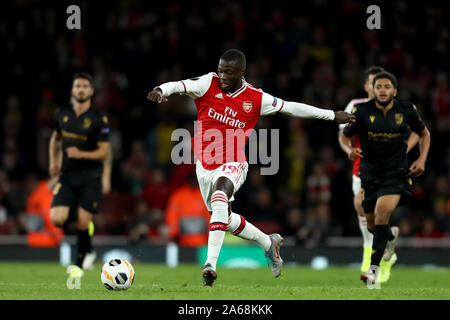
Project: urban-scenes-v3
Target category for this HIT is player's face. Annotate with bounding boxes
[217,59,244,92]
[373,78,397,106]
[71,78,94,103]
[364,74,377,99]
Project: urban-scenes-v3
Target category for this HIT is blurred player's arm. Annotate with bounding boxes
[66,114,111,161]
[338,131,363,161]
[66,141,110,161]
[147,73,213,102]
[409,127,430,177]
[406,132,420,153]
[260,93,355,124]
[49,130,63,177]
[101,145,113,195]
[407,104,430,177]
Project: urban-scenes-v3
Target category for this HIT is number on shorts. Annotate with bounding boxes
[222,165,237,174]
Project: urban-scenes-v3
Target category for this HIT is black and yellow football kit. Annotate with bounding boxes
[343,99,425,213]
[51,106,110,214]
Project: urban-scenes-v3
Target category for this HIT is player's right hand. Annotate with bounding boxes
[147,88,168,103]
[334,111,355,124]
[347,147,363,161]
[49,164,61,177]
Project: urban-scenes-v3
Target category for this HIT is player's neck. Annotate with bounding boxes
[375,100,394,116]
[225,79,243,94]
[72,100,91,117]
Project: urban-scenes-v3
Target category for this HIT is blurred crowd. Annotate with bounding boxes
[0,0,448,247]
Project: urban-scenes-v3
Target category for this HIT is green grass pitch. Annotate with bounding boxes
[0,262,449,300]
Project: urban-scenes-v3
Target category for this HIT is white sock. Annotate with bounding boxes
[358,215,373,247]
[228,212,271,251]
[205,191,229,269]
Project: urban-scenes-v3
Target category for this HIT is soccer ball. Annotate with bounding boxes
[101,258,135,290]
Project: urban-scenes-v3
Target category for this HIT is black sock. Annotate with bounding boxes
[63,220,77,234]
[370,225,390,266]
[367,225,393,239]
[75,230,92,268]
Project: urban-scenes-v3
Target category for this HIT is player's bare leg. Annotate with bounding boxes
[50,206,70,228]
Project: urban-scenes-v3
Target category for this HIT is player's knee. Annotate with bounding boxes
[374,209,391,225]
[77,213,92,230]
[77,219,90,230]
[77,207,93,229]
[213,177,234,198]
[50,211,66,227]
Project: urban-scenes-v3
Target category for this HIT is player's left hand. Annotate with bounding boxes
[66,146,82,159]
[334,111,356,124]
[409,158,426,177]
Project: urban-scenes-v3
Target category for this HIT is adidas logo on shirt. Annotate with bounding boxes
[215,93,223,99]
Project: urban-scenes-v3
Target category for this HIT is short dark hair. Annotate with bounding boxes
[220,49,246,69]
[363,66,384,83]
[73,72,94,86]
[372,71,398,89]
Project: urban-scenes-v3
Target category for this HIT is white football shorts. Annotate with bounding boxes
[196,161,249,212]
[352,174,361,195]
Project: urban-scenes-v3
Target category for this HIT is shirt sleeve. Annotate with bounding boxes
[280,100,335,120]
[260,92,285,116]
[158,73,213,99]
[96,114,110,142]
[408,104,426,134]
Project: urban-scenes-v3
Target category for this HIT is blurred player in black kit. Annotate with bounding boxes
[343,71,430,289]
[49,73,111,278]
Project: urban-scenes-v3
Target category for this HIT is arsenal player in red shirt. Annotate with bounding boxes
[148,49,354,286]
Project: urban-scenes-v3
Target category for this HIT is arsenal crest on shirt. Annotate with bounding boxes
[243,101,252,113]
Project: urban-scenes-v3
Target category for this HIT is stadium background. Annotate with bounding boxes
[0,0,448,256]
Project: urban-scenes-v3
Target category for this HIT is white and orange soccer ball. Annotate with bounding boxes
[101,258,135,290]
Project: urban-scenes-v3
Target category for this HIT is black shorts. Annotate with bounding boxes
[360,174,412,214]
[51,177,102,214]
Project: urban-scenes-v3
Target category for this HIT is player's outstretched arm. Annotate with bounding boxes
[279,100,355,124]
[147,73,213,103]
[260,94,355,124]
[334,110,356,124]
[147,88,168,103]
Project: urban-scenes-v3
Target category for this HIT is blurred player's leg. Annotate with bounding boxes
[362,195,400,288]
[227,212,271,250]
[50,206,70,229]
[227,212,283,276]
[353,178,373,273]
[379,253,397,283]
[75,207,94,270]
[264,234,284,277]
[81,221,97,270]
[203,189,229,286]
